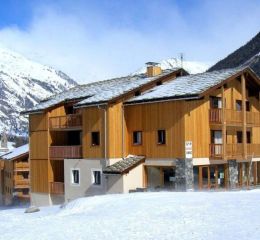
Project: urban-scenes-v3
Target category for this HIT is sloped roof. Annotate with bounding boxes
[126,66,253,104]
[22,69,180,114]
[103,155,145,174]
[0,144,29,161]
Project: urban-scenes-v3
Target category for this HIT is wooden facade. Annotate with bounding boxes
[28,69,183,195]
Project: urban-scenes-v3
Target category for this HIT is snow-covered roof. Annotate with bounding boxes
[126,67,251,104]
[103,155,145,174]
[0,144,29,161]
[22,69,181,113]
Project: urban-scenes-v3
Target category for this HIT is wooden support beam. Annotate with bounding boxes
[241,74,247,159]
[221,86,226,160]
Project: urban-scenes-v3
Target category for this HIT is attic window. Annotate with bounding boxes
[156,81,162,86]
[135,91,141,96]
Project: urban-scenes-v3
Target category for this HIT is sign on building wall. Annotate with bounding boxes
[185,141,192,159]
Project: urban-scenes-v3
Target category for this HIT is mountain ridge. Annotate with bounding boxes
[208,32,260,76]
[0,47,78,136]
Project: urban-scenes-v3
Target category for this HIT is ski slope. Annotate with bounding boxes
[0,191,259,240]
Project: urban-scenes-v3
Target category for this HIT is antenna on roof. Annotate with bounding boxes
[180,53,184,68]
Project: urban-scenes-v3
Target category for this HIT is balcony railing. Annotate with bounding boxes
[209,108,260,125]
[14,162,29,170]
[246,112,260,125]
[209,109,222,123]
[49,145,82,159]
[50,182,64,194]
[225,109,242,124]
[210,143,260,159]
[14,179,30,188]
[49,114,82,130]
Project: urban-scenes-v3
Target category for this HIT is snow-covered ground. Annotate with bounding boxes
[0,191,260,240]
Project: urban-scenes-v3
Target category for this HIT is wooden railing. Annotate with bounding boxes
[225,109,242,124]
[210,143,260,158]
[50,182,64,194]
[209,144,223,158]
[49,114,82,130]
[226,144,243,158]
[49,146,82,159]
[247,144,260,157]
[209,108,260,126]
[246,112,260,125]
[14,162,29,170]
[14,179,30,187]
[209,109,222,123]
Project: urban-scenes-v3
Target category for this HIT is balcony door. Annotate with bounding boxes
[211,130,223,156]
[210,96,222,109]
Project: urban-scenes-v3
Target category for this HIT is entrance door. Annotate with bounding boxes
[199,165,226,189]
[199,166,210,189]
[163,168,175,189]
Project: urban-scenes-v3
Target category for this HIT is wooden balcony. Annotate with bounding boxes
[14,162,29,171]
[49,114,82,130]
[246,112,260,126]
[209,109,260,126]
[210,143,260,159]
[14,178,30,188]
[209,109,222,124]
[50,182,64,194]
[49,145,82,159]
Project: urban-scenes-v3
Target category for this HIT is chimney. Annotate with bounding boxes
[146,62,162,77]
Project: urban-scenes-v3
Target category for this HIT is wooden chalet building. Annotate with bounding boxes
[22,64,186,206]
[22,63,260,206]
[0,144,30,205]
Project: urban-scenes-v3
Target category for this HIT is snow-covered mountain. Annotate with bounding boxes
[0,47,77,136]
[209,32,260,76]
[133,58,210,75]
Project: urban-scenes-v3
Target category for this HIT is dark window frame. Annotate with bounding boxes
[71,169,80,185]
[133,131,142,145]
[91,131,100,146]
[92,170,101,185]
[157,129,166,145]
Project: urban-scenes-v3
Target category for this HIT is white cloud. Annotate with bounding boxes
[0,1,259,83]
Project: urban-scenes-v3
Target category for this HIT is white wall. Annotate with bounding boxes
[64,159,106,202]
[123,163,144,193]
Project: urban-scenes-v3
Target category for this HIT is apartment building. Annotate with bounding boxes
[0,144,30,205]
[23,63,260,206]
[23,64,186,206]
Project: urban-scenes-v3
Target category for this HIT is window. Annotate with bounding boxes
[236,100,250,111]
[246,101,250,112]
[236,100,242,111]
[157,130,166,144]
[210,96,222,109]
[133,131,142,145]
[247,131,251,144]
[71,169,80,185]
[237,131,242,143]
[91,169,101,185]
[91,132,100,146]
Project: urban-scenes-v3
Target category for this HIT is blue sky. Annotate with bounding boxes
[0,0,259,83]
